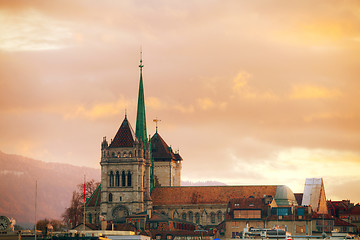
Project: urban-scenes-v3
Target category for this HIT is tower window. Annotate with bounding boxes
[122,171,126,186]
[182,213,186,221]
[109,171,114,187]
[109,193,113,202]
[115,171,120,187]
[127,171,132,187]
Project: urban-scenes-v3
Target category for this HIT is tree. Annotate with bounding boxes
[36,218,66,232]
[62,179,100,228]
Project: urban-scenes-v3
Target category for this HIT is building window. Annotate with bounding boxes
[182,213,186,221]
[217,211,222,222]
[210,212,216,224]
[122,171,126,186]
[89,213,92,224]
[297,208,305,216]
[115,171,120,186]
[234,210,261,219]
[120,196,122,201]
[127,171,132,186]
[109,171,114,187]
[109,193,113,202]
[188,211,193,222]
[195,213,200,224]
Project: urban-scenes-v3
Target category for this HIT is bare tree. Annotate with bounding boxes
[62,179,100,228]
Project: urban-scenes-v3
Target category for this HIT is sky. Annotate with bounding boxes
[0,0,360,203]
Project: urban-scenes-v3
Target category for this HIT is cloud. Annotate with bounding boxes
[290,85,342,99]
[66,98,133,120]
[231,71,280,101]
[0,9,74,51]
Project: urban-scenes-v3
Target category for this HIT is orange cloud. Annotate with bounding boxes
[290,85,341,99]
[67,99,132,120]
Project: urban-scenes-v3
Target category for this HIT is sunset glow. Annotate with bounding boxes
[0,0,359,203]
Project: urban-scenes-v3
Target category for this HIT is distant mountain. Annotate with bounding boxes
[181,180,227,186]
[0,151,100,226]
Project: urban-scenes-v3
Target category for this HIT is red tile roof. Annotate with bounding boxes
[334,217,356,227]
[151,186,277,205]
[109,117,137,148]
[350,205,360,215]
[151,132,178,162]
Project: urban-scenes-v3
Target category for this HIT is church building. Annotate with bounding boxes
[85,56,326,233]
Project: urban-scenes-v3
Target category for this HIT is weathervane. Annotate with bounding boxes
[153,118,161,133]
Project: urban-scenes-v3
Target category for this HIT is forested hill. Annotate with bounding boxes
[0,151,100,225]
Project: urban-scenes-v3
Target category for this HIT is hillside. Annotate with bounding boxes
[0,151,100,225]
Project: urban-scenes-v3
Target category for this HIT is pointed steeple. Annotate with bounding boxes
[135,51,148,144]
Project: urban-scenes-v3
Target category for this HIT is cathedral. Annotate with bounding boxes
[84,56,314,230]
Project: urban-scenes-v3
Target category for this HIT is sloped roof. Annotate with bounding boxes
[294,193,303,205]
[86,184,101,207]
[151,186,278,205]
[334,217,356,227]
[151,132,180,162]
[350,205,360,215]
[109,116,138,148]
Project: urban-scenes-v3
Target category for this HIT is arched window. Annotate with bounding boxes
[127,171,132,186]
[195,213,200,224]
[122,171,126,186]
[117,152,120,158]
[123,152,127,157]
[88,213,92,224]
[210,212,216,224]
[109,171,114,187]
[115,171,120,186]
[188,211,193,222]
[182,213,186,221]
[217,211,222,222]
[111,152,115,157]
[129,151,132,157]
[109,193,113,202]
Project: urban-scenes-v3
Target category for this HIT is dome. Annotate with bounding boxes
[274,185,298,206]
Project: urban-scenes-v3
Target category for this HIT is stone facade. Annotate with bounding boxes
[99,118,152,223]
[154,161,181,187]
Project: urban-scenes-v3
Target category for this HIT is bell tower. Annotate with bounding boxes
[99,54,152,223]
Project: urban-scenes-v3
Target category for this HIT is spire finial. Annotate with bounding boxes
[153,118,161,133]
[139,46,143,70]
[125,109,127,118]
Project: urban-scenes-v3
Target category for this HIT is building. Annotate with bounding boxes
[85,56,330,238]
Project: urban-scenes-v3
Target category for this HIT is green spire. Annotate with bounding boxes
[135,52,148,144]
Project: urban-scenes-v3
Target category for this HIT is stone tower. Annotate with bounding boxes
[99,56,152,223]
[151,131,182,187]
